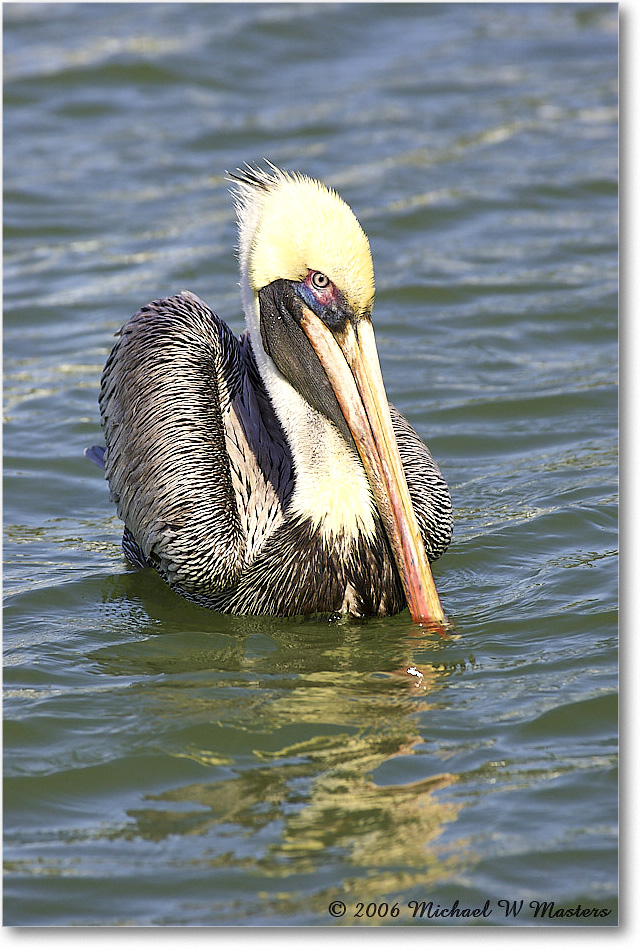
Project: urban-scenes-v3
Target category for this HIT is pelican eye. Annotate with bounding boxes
[310,271,331,291]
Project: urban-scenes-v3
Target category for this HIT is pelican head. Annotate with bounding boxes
[232,165,374,321]
[229,165,446,628]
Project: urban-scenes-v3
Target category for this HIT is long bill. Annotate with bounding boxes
[298,306,448,631]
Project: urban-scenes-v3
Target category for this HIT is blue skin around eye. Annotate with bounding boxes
[295,280,348,329]
[296,279,321,310]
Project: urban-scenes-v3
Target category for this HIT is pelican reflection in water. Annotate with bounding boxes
[87,166,452,626]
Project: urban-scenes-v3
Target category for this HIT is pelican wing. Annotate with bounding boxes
[390,406,453,562]
[100,292,250,597]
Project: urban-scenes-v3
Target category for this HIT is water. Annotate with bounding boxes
[3,2,618,928]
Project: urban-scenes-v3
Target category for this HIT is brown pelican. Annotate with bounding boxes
[88,166,452,626]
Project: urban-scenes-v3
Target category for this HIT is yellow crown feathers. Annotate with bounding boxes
[231,165,375,318]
